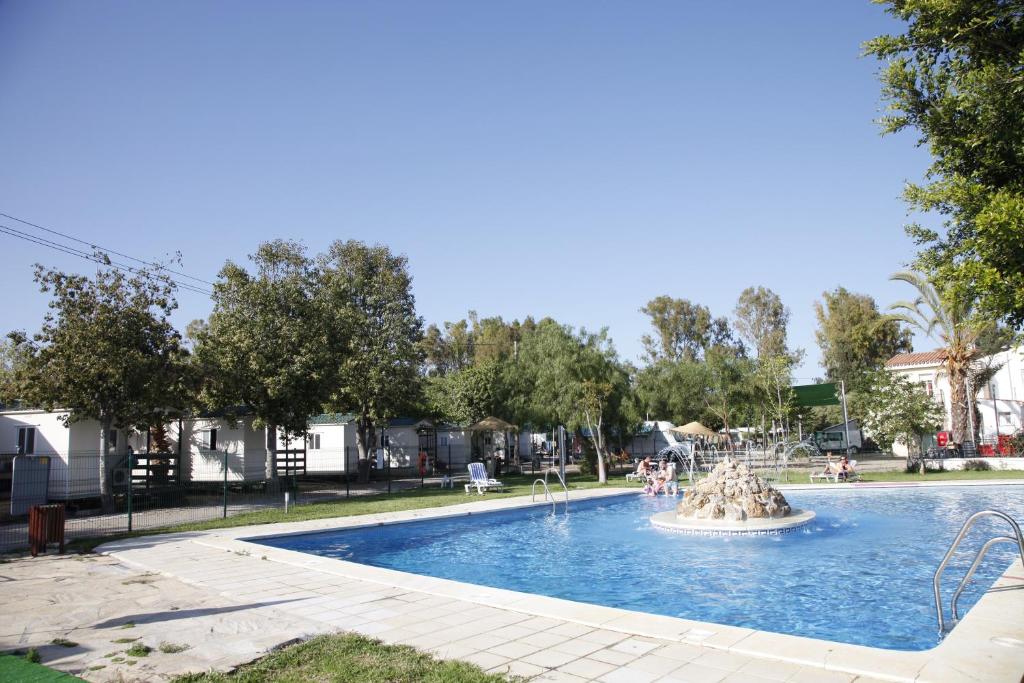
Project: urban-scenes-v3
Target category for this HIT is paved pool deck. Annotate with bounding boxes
[4,480,1024,682]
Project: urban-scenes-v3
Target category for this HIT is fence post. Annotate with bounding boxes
[126,452,133,533]
[448,443,452,475]
[222,450,228,519]
[345,446,350,498]
[387,445,391,495]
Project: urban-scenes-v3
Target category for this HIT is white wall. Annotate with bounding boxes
[923,457,1024,471]
[304,423,355,474]
[172,417,265,483]
[0,409,114,499]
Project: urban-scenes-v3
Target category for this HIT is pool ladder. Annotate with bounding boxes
[933,509,1024,634]
[531,469,569,513]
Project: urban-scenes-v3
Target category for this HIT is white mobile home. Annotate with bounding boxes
[626,421,682,458]
[0,408,136,500]
[303,413,357,475]
[171,415,268,483]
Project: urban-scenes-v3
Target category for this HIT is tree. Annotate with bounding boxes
[516,320,630,483]
[194,241,330,479]
[632,359,708,426]
[423,360,503,425]
[640,296,738,362]
[734,286,790,360]
[702,349,755,446]
[0,336,30,405]
[889,270,986,445]
[11,257,186,507]
[865,1,1024,326]
[319,240,423,480]
[814,287,913,389]
[860,371,944,456]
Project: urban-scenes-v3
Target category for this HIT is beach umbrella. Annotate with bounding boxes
[670,421,717,438]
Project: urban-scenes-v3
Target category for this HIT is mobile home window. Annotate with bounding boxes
[17,427,35,455]
[205,428,218,451]
[308,433,320,450]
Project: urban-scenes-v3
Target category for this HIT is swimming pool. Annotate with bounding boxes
[254,485,1024,651]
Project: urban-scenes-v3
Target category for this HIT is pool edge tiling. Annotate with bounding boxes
[98,483,1024,683]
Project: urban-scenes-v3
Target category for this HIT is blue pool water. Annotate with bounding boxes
[254,485,1024,650]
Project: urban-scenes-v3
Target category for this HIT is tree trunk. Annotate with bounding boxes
[948,366,968,445]
[355,413,374,484]
[99,415,113,512]
[265,424,279,480]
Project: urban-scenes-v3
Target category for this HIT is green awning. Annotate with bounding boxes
[793,383,840,407]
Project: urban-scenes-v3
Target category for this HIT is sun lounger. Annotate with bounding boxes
[810,459,858,483]
[465,462,505,495]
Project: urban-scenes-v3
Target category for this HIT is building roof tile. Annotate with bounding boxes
[885,349,947,368]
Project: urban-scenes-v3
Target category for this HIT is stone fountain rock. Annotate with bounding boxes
[676,458,791,521]
[650,458,814,535]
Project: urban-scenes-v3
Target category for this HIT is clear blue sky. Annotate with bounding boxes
[0,1,933,379]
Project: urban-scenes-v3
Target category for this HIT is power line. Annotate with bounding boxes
[0,211,218,287]
[0,222,214,297]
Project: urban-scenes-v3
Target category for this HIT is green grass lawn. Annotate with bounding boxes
[777,467,1024,484]
[173,633,503,683]
[65,466,1024,553]
[0,653,84,682]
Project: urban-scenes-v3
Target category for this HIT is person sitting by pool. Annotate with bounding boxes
[837,456,855,481]
[635,456,653,479]
[650,461,668,495]
[660,460,679,496]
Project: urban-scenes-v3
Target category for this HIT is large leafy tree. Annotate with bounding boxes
[0,337,30,405]
[734,286,790,360]
[632,359,708,426]
[814,287,913,389]
[11,258,187,507]
[702,349,756,446]
[194,241,331,479]
[517,320,631,483]
[422,360,503,425]
[319,240,423,477]
[640,296,738,362]
[865,0,1024,326]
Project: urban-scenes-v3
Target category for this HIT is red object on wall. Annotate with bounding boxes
[936,431,949,448]
[980,444,996,456]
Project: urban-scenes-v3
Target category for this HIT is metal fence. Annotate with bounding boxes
[0,445,494,554]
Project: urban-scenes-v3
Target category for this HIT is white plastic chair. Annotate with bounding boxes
[465,462,505,495]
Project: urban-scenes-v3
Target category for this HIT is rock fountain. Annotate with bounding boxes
[650,458,815,535]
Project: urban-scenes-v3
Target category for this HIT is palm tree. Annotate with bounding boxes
[888,271,983,445]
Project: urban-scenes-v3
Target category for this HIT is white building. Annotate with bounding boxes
[0,408,270,500]
[885,346,1024,454]
[303,415,474,476]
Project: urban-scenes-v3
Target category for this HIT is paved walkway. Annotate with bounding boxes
[3,484,1023,683]
[0,547,882,683]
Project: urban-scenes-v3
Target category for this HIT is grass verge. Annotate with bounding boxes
[62,467,1024,553]
[0,653,84,682]
[173,632,506,683]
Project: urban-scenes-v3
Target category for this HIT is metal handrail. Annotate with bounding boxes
[951,536,1019,622]
[933,510,1024,633]
[545,468,569,509]
[531,479,556,513]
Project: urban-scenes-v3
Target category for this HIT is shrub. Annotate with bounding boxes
[962,459,991,471]
[158,642,190,654]
[125,643,152,658]
[25,648,40,664]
